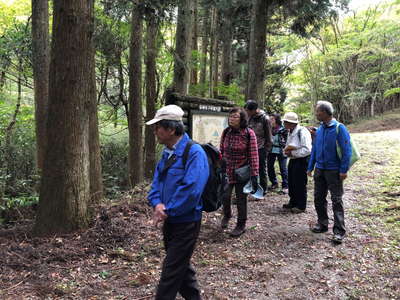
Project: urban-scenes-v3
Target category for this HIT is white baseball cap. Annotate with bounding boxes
[282,112,299,124]
[146,104,184,125]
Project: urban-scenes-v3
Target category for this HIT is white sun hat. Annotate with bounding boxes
[282,112,299,124]
[146,104,184,125]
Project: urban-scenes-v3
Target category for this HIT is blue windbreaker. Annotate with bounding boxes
[148,133,209,223]
[307,119,352,174]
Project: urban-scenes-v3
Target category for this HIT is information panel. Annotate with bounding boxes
[190,110,228,148]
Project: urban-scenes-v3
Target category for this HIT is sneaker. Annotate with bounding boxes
[282,188,288,194]
[332,233,345,244]
[282,203,293,209]
[311,224,328,233]
[291,207,306,214]
[220,216,231,229]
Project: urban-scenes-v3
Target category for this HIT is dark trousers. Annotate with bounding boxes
[223,182,247,222]
[267,153,288,189]
[288,157,309,210]
[314,168,346,235]
[156,221,202,300]
[258,148,268,194]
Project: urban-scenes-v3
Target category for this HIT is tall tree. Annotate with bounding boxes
[246,0,268,104]
[221,6,233,86]
[31,0,49,171]
[88,0,103,203]
[34,0,93,235]
[128,1,144,186]
[173,0,194,95]
[199,12,210,94]
[191,0,199,85]
[144,17,159,179]
[209,6,218,97]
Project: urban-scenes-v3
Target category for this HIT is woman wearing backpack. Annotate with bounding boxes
[220,107,259,237]
[267,113,289,194]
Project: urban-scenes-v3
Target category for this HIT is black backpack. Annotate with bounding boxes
[183,141,228,212]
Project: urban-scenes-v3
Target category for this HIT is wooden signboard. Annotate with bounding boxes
[166,91,235,147]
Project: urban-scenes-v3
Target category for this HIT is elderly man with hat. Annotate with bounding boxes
[146,104,209,300]
[281,112,312,213]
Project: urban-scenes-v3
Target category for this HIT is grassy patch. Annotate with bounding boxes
[367,150,400,240]
[347,108,400,133]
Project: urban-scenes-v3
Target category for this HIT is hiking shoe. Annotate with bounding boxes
[269,183,278,190]
[332,233,345,244]
[230,223,246,237]
[220,216,230,229]
[291,207,306,214]
[282,203,293,210]
[311,224,328,233]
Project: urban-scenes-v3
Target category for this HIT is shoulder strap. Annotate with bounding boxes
[160,154,178,174]
[182,140,196,167]
[297,126,303,140]
[261,113,268,136]
[336,122,341,135]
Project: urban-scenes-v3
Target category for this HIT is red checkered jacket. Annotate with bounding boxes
[220,127,259,184]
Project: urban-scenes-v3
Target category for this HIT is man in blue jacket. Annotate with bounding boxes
[146,104,209,300]
[307,101,352,244]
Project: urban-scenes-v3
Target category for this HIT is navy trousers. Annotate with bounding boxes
[156,221,202,300]
[288,156,309,210]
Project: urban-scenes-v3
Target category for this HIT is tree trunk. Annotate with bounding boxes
[173,0,194,95]
[128,2,144,187]
[213,39,219,98]
[144,18,159,180]
[190,0,198,85]
[247,0,268,104]
[0,70,6,91]
[34,0,93,235]
[221,8,233,86]
[31,0,50,171]
[88,0,103,204]
[199,15,210,95]
[209,7,218,98]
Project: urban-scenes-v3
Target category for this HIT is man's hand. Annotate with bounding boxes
[153,203,167,227]
[284,145,296,157]
[339,173,347,181]
[307,171,312,177]
[284,149,292,157]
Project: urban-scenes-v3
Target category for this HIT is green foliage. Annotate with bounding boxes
[384,88,400,98]
[292,2,400,123]
[216,83,245,105]
[0,0,31,35]
[99,123,130,197]
[0,195,38,211]
[0,98,37,196]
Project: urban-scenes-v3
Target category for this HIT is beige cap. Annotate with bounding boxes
[146,104,184,125]
[282,112,299,124]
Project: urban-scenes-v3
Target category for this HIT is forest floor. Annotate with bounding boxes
[1,112,400,300]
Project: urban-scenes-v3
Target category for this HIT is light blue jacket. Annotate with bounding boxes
[148,133,209,223]
[307,119,352,174]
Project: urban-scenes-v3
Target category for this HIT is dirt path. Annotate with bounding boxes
[1,130,399,299]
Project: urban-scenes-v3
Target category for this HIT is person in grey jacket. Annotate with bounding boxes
[244,100,272,195]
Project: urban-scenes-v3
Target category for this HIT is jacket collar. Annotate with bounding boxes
[170,133,189,157]
[321,118,338,128]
